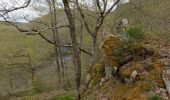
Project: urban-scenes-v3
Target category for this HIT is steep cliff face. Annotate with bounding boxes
[83,34,169,100]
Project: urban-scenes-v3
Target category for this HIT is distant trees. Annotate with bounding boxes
[0,0,70,89]
[0,52,36,94]
[0,0,121,99]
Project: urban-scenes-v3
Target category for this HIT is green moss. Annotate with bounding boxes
[100,35,123,56]
[121,63,141,78]
[147,63,165,88]
[90,60,105,87]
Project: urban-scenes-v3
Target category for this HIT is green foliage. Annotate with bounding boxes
[112,46,131,65]
[126,25,143,40]
[50,96,73,100]
[32,77,47,94]
[149,94,163,100]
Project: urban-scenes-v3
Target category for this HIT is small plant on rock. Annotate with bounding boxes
[149,94,163,100]
[126,25,143,41]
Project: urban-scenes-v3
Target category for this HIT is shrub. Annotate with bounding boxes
[32,77,47,94]
[149,94,163,100]
[126,25,143,40]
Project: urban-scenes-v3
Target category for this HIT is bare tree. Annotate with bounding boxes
[0,52,37,94]
[74,0,120,90]
[75,0,120,59]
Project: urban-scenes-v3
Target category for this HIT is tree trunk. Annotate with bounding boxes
[65,65,70,87]
[62,0,81,99]
[48,0,62,87]
[84,35,97,91]
[58,47,66,88]
[54,44,61,85]
[9,68,14,90]
[9,57,14,91]
[27,53,36,87]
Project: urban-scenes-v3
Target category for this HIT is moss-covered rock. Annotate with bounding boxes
[120,60,165,87]
[121,62,141,78]
[100,35,123,68]
[100,35,158,69]
[90,60,105,87]
[129,42,159,60]
[147,62,165,88]
[85,34,166,99]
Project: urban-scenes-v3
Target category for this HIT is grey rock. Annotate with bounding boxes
[105,64,114,80]
[131,70,138,79]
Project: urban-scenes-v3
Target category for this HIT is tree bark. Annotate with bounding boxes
[62,0,81,99]
[48,0,62,86]
[52,0,66,88]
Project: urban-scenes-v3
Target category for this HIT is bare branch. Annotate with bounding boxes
[38,32,55,44]
[102,0,108,13]
[75,0,93,36]
[0,0,31,15]
[23,16,51,27]
[79,48,92,56]
[96,0,103,15]
[105,0,120,17]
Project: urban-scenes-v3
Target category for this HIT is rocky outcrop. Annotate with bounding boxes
[85,35,170,99]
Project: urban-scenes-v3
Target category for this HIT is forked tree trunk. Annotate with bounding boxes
[75,0,120,91]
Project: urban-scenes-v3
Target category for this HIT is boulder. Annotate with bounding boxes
[90,35,162,87]
[104,64,114,80]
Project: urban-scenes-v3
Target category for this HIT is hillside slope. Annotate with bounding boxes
[0,21,54,94]
[105,0,170,42]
